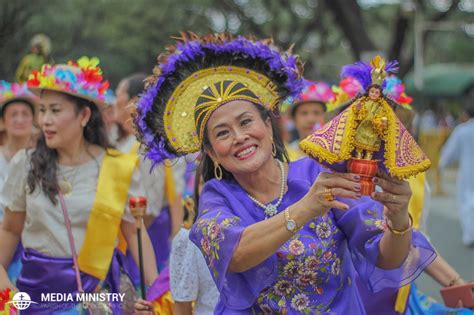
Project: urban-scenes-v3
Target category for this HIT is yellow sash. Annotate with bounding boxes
[117,142,142,254]
[164,162,176,204]
[394,172,425,313]
[117,142,177,252]
[78,148,138,280]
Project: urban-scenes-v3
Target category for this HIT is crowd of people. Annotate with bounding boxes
[0,33,472,315]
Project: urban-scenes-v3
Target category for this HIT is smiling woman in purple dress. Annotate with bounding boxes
[133,33,436,315]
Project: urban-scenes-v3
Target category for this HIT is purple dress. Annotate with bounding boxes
[189,158,436,314]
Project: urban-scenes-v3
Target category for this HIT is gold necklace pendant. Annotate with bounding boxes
[59,179,73,196]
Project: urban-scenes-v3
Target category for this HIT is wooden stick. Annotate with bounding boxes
[129,196,147,300]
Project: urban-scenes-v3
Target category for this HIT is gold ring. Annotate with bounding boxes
[323,188,335,202]
[390,194,396,203]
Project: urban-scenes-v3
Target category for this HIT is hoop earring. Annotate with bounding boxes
[214,162,223,180]
[272,143,277,157]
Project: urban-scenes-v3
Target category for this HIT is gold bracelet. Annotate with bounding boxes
[385,213,413,235]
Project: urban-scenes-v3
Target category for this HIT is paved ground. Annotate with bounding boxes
[416,168,474,301]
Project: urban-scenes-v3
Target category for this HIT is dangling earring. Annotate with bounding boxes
[214,161,223,180]
[272,143,277,157]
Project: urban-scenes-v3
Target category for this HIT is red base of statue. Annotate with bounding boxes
[347,158,379,195]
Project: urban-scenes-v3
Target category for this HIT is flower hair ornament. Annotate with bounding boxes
[27,56,110,108]
[0,81,39,115]
[282,80,335,115]
[134,32,304,166]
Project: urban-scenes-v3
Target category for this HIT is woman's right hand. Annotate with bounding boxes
[0,265,16,291]
[134,298,154,315]
[298,171,361,216]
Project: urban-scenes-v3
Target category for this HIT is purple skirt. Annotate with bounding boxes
[16,249,127,314]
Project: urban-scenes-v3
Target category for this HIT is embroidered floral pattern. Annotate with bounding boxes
[364,209,388,232]
[288,239,305,255]
[291,293,310,311]
[255,214,346,314]
[315,221,331,239]
[274,280,294,296]
[331,258,341,276]
[193,210,240,278]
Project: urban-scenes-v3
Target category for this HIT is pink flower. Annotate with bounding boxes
[374,219,388,231]
[201,237,211,256]
[273,280,293,296]
[304,256,321,270]
[323,251,333,262]
[316,222,331,239]
[283,261,302,277]
[288,239,305,256]
[296,270,317,287]
[290,293,309,311]
[207,221,222,240]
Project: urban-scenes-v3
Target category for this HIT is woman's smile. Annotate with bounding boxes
[234,144,258,160]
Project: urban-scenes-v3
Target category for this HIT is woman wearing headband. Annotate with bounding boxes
[284,80,334,160]
[0,81,38,286]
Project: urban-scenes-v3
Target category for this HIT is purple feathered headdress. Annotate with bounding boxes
[134,32,304,167]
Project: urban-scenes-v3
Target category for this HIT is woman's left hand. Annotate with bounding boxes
[134,298,154,315]
[371,169,412,230]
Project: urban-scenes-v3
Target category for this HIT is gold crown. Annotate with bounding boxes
[163,66,279,154]
[370,55,387,86]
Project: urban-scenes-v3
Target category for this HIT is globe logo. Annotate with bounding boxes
[7,292,38,310]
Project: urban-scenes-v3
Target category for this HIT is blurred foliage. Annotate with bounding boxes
[0,0,472,88]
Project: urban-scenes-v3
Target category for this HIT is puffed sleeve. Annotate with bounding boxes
[332,197,436,293]
[1,149,29,212]
[170,228,198,301]
[189,180,277,310]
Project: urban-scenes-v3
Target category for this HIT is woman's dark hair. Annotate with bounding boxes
[27,92,111,204]
[1,99,35,118]
[200,104,289,182]
[116,73,148,143]
[124,73,148,99]
[366,84,383,93]
[464,102,474,118]
[190,160,205,224]
[290,101,327,118]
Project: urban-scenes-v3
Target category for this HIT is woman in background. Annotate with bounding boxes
[285,80,334,160]
[0,81,38,285]
[0,57,158,314]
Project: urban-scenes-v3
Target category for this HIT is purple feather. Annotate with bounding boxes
[385,60,399,74]
[340,61,372,91]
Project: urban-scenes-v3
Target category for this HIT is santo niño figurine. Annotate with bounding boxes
[300,56,431,195]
